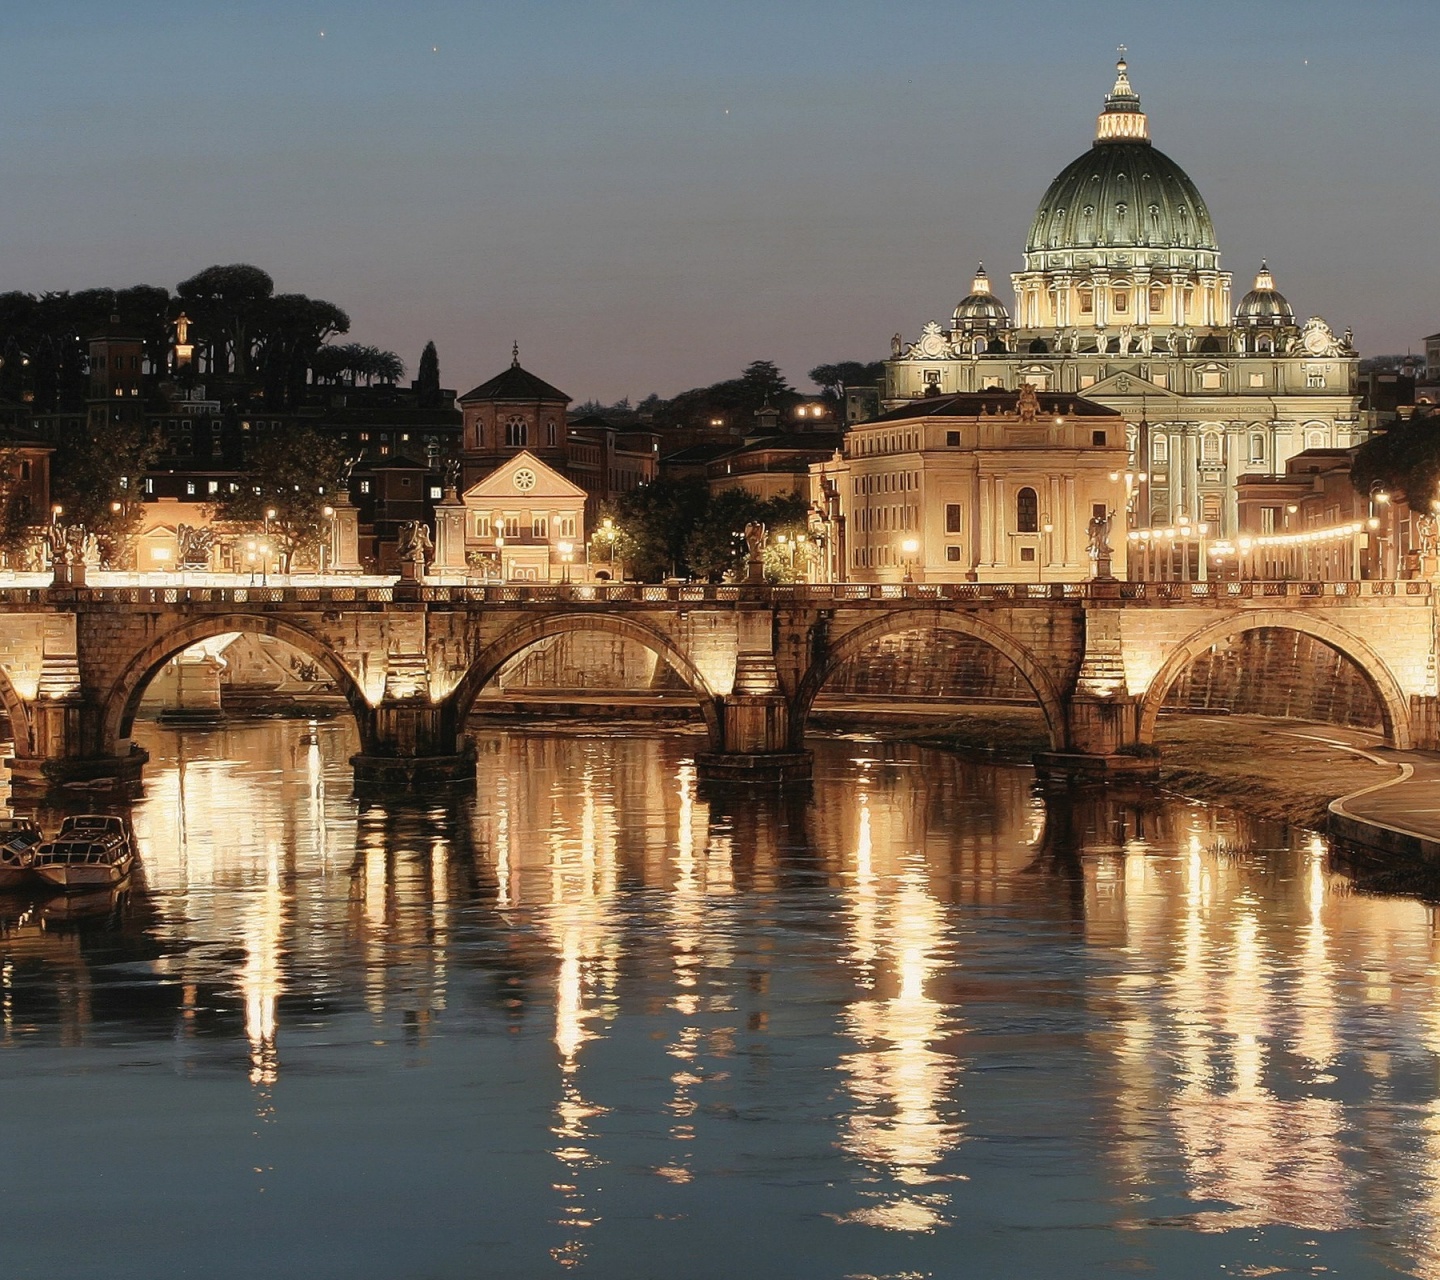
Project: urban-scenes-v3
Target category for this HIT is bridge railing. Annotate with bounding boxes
[27,579,1433,607]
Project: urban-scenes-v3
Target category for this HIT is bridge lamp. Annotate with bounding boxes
[1368,517,1380,530]
[557,539,574,583]
[901,536,919,583]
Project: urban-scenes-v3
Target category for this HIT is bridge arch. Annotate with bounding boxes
[1137,609,1413,749]
[100,614,372,750]
[791,608,1067,750]
[0,665,34,757]
[450,612,724,749]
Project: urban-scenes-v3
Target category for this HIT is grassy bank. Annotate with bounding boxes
[810,705,1393,831]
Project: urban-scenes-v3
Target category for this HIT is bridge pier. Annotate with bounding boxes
[695,651,812,784]
[350,697,477,794]
[7,687,149,798]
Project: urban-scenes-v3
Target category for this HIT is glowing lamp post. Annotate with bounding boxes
[557,540,574,584]
[901,537,920,584]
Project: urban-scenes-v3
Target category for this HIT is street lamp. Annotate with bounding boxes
[557,539,574,584]
[264,507,277,580]
[901,536,919,584]
[1040,520,1054,583]
[494,533,505,582]
[321,505,335,576]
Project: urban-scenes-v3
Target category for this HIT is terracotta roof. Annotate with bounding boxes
[459,362,570,404]
[868,390,1121,423]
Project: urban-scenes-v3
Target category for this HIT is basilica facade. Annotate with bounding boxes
[883,56,1361,537]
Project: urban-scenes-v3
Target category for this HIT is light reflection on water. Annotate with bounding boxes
[0,720,1438,1278]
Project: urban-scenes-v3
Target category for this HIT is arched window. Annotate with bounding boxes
[505,415,527,447]
[1077,286,1094,315]
[1149,284,1164,313]
[546,419,557,447]
[1249,433,1266,464]
[1016,487,1039,533]
[1152,433,1168,462]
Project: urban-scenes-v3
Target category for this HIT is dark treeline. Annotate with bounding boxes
[0,263,404,413]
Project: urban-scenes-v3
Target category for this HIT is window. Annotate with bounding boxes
[1306,371,1325,389]
[532,515,548,539]
[945,545,962,562]
[558,516,577,539]
[1152,434,1168,461]
[1113,291,1128,313]
[945,503,963,533]
[1077,287,1093,314]
[185,481,195,496]
[505,415,527,447]
[1261,507,1277,534]
[982,376,1003,390]
[1016,487,1039,533]
[1149,286,1164,313]
[474,514,491,538]
[1201,433,1222,462]
[946,430,960,447]
[1202,496,1222,526]
[546,420,557,446]
[1092,502,1108,522]
[1249,434,1265,464]
[359,480,371,494]
[144,477,154,494]
[1079,375,1096,389]
[208,480,219,495]
[1200,371,1222,390]
[1092,430,1107,446]
[1306,429,1327,449]
[502,515,520,538]
[1019,546,1036,562]
[400,476,411,487]
[19,461,30,481]
[429,486,442,500]
[1151,373,1168,389]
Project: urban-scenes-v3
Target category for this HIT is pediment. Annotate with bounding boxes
[462,450,587,503]
[1082,371,1184,402]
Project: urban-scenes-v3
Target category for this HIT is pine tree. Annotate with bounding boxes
[417,340,440,407]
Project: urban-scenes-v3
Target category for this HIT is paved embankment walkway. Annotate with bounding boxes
[1280,727,1440,859]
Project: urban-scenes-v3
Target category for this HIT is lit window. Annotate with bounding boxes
[185,481,195,495]
[1306,371,1325,388]
[208,480,219,494]
[429,486,442,500]
[359,480,371,494]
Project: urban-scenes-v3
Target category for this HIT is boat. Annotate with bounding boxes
[0,816,43,890]
[32,815,135,892]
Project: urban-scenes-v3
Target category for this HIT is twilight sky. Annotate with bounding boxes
[1,0,1435,402]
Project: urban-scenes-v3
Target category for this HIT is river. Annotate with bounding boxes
[1,719,1437,1279]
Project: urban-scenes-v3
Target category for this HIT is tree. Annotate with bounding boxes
[685,487,757,581]
[608,477,711,581]
[211,424,348,571]
[809,360,886,401]
[254,293,350,408]
[50,415,162,566]
[176,263,275,378]
[416,341,441,407]
[1351,407,1440,510]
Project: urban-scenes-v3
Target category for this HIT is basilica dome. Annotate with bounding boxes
[1234,262,1294,325]
[1024,58,1218,258]
[952,266,1011,329]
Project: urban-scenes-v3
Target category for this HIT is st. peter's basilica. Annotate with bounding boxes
[882,55,1361,537]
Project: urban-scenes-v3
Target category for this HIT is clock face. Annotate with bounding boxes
[513,468,536,493]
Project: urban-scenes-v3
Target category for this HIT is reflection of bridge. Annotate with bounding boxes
[0,578,1433,792]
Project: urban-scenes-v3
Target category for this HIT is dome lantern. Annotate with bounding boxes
[1096,48,1149,143]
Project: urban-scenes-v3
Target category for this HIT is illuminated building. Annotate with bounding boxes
[884,55,1362,538]
[812,384,1129,583]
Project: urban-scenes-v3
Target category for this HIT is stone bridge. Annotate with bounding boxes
[0,578,1432,793]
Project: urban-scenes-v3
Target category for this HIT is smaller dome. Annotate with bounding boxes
[1235,262,1294,325]
[953,265,1011,329]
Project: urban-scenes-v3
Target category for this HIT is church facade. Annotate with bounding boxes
[883,56,1361,537]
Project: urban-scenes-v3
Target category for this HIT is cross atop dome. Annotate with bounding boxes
[1096,50,1149,143]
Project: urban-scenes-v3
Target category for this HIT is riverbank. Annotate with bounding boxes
[810,704,1393,830]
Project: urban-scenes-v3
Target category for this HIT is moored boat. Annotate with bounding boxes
[32,815,135,892]
[0,816,43,890]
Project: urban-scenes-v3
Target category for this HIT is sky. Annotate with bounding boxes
[0,0,1435,403]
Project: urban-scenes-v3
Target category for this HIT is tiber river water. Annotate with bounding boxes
[2,720,1440,1279]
